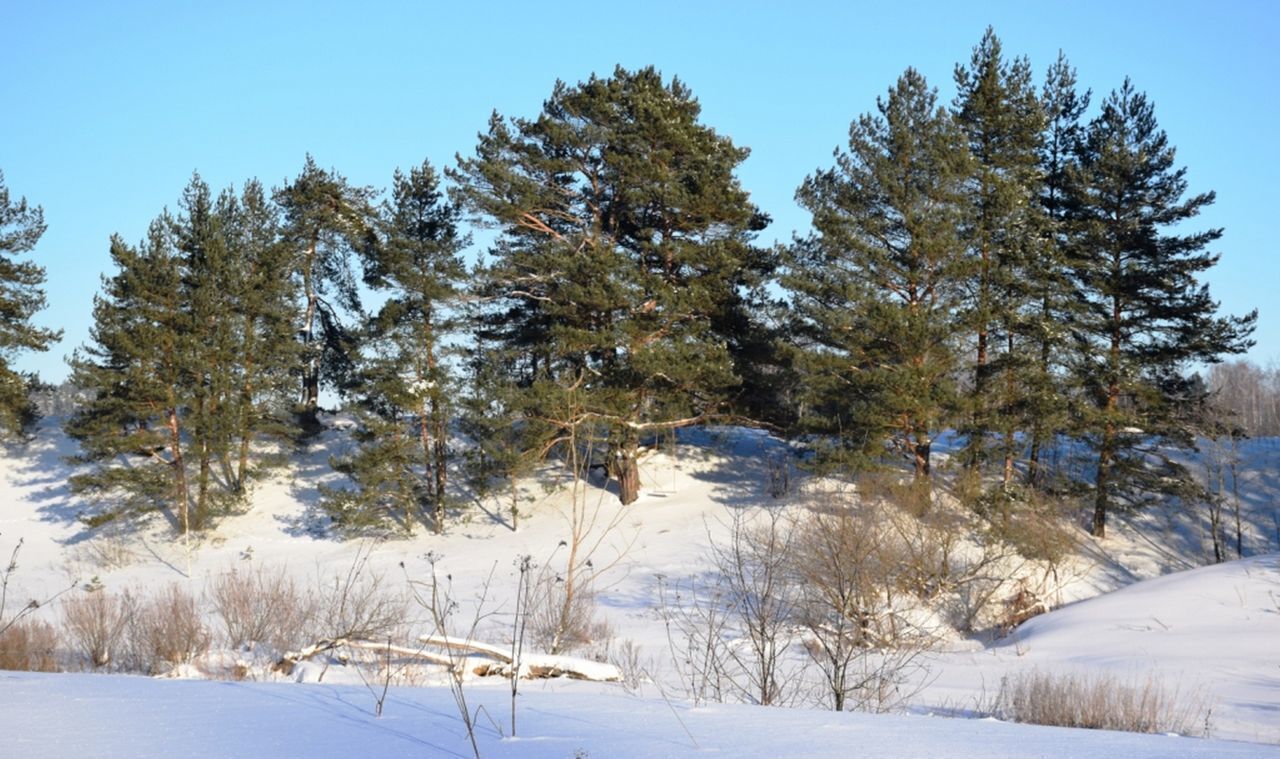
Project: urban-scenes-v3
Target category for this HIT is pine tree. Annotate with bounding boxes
[951,29,1047,486]
[322,160,466,535]
[217,179,298,491]
[0,171,62,436]
[1026,53,1091,486]
[788,68,971,479]
[275,156,376,431]
[451,66,773,504]
[66,221,194,529]
[1065,79,1255,537]
[68,177,298,533]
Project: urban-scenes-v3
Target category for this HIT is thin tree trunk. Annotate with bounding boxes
[1092,422,1112,539]
[196,392,211,527]
[1002,335,1017,490]
[167,405,190,536]
[235,310,257,494]
[299,241,320,424]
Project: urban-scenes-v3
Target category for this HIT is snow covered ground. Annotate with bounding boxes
[1,671,1275,758]
[1,421,1278,756]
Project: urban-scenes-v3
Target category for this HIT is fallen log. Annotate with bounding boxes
[274,637,457,675]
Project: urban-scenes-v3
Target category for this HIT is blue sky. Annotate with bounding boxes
[3,1,1277,381]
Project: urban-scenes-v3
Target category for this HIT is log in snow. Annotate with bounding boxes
[274,635,621,682]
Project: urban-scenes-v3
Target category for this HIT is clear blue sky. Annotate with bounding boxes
[3,0,1277,382]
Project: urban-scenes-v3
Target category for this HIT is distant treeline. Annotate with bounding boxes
[0,28,1256,540]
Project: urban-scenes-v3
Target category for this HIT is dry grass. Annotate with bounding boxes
[124,583,211,674]
[209,564,314,652]
[62,590,132,668]
[987,669,1211,736]
[0,617,59,672]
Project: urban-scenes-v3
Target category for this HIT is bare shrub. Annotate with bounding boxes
[987,669,1210,735]
[661,508,802,707]
[410,553,496,759]
[657,572,734,706]
[62,589,132,668]
[312,546,408,641]
[210,564,314,652]
[791,501,931,712]
[608,638,647,693]
[0,617,60,672]
[124,584,211,674]
[525,563,611,656]
[852,480,1032,636]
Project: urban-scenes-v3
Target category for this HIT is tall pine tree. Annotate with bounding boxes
[788,68,971,479]
[452,66,773,505]
[0,171,62,436]
[321,160,466,535]
[67,220,195,530]
[1025,52,1091,486]
[1065,79,1255,537]
[275,156,376,431]
[952,29,1047,486]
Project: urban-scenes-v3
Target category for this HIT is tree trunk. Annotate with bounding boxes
[299,241,320,426]
[427,335,448,531]
[913,428,932,480]
[167,406,190,536]
[235,310,257,494]
[418,397,437,534]
[1092,422,1113,538]
[1093,288,1123,539]
[614,445,640,506]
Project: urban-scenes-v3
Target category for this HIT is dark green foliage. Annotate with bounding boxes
[274,156,377,430]
[452,65,774,504]
[67,175,300,533]
[458,335,543,531]
[952,29,1048,483]
[0,171,62,437]
[1065,79,1255,536]
[787,68,971,478]
[321,160,466,535]
[66,220,193,528]
[1025,53,1092,487]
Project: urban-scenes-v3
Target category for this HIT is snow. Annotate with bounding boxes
[0,672,1274,758]
[1,421,1279,755]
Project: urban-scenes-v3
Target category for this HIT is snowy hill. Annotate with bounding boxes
[1,421,1278,755]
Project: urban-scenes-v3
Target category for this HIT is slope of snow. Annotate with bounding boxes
[920,555,1280,744]
[2,421,1279,752]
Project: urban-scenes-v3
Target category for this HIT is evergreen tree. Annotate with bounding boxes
[787,69,971,479]
[322,160,466,535]
[458,346,538,530]
[217,179,299,490]
[1065,79,1255,537]
[68,176,298,533]
[274,156,377,431]
[66,221,194,529]
[451,65,773,504]
[0,171,62,436]
[952,29,1047,486]
[1026,52,1091,485]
